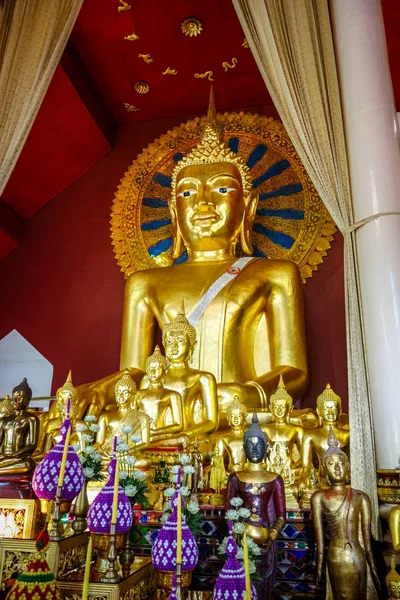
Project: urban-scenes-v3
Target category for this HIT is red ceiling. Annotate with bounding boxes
[0,0,399,260]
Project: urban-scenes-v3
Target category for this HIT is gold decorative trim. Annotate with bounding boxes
[181,17,203,37]
[111,112,336,283]
[0,499,38,539]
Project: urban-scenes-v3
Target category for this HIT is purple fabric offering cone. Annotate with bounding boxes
[214,521,257,600]
[32,417,84,500]
[87,455,132,534]
[151,468,198,572]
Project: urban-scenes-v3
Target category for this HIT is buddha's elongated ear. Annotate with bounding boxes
[170,202,184,259]
[240,190,258,255]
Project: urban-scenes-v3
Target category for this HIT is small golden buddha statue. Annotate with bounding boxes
[0,379,39,475]
[96,369,150,457]
[0,395,14,418]
[76,89,308,427]
[147,304,218,444]
[215,395,247,472]
[226,412,286,600]
[386,558,400,599]
[209,445,227,493]
[35,371,85,460]
[299,383,350,494]
[311,428,378,600]
[263,375,304,473]
[136,345,183,444]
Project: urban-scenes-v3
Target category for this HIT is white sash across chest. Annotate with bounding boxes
[187,256,255,326]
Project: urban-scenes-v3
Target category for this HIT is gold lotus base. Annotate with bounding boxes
[209,493,225,506]
[156,569,193,592]
[91,532,125,572]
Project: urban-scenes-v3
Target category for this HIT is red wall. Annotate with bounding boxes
[0,115,348,410]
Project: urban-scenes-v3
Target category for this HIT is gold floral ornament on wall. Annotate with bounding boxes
[194,71,214,82]
[138,54,153,64]
[111,112,336,282]
[133,80,150,94]
[181,17,203,37]
[118,0,131,13]
[222,58,238,72]
[124,103,139,112]
[124,31,139,41]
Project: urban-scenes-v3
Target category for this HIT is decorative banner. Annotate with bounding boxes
[111,113,336,282]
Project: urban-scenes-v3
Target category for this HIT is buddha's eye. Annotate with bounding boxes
[178,189,196,198]
[214,186,236,194]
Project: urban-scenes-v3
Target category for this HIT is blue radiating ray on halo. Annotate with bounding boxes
[174,251,188,264]
[141,219,171,231]
[259,183,303,201]
[228,137,239,153]
[252,160,290,188]
[153,173,172,188]
[256,208,304,220]
[143,197,169,209]
[253,223,294,249]
[252,246,267,258]
[148,237,173,257]
[246,144,268,170]
[173,153,184,163]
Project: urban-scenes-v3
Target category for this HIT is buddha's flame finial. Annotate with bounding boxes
[206,86,221,139]
[386,557,400,584]
[278,374,285,389]
[66,369,72,383]
[322,426,347,462]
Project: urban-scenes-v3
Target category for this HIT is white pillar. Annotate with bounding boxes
[330,0,400,469]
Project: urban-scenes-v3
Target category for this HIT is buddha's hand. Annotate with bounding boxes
[217,382,263,415]
[264,528,277,552]
[316,552,323,585]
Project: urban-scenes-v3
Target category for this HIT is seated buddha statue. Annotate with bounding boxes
[226,412,286,600]
[262,375,304,476]
[34,370,84,460]
[140,305,218,445]
[0,378,39,475]
[96,369,150,457]
[311,428,378,600]
[75,89,308,430]
[298,383,350,495]
[215,395,247,472]
[136,345,183,444]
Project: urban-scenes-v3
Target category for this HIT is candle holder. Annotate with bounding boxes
[49,486,65,542]
[100,523,121,584]
[120,526,135,578]
[176,562,182,600]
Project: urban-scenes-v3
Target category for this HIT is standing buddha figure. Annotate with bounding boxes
[263,375,304,477]
[216,395,247,472]
[311,428,378,600]
[190,438,204,492]
[0,379,39,475]
[226,412,286,600]
[299,383,350,493]
[34,370,84,460]
[76,89,308,425]
[136,345,183,444]
[209,445,227,493]
[96,369,150,457]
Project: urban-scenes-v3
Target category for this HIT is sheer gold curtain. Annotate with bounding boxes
[0,0,84,196]
[232,0,380,535]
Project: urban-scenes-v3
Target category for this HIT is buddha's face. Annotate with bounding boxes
[56,390,78,420]
[323,452,348,484]
[228,407,245,428]
[147,360,164,383]
[318,400,340,424]
[115,385,134,405]
[244,436,267,464]
[164,330,191,362]
[11,390,29,412]
[389,582,400,598]
[174,162,246,251]
[271,398,291,420]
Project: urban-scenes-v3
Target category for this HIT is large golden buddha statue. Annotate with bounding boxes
[77,90,308,431]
